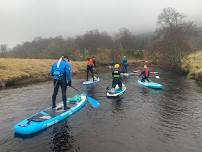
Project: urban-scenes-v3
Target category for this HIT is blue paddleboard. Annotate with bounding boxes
[14,94,87,135]
[138,79,163,89]
[107,84,126,98]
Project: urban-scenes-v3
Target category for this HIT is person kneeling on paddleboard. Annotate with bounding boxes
[111,64,122,91]
[50,55,72,110]
[139,65,150,82]
[86,56,96,81]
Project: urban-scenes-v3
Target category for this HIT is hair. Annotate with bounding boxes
[63,55,70,61]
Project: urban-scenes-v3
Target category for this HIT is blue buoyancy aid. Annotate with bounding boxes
[50,58,71,81]
[121,59,128,66]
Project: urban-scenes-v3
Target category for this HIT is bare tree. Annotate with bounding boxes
[0,44,9,57]
[151,7,197,70]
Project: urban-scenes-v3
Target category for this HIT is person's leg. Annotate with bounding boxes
[86,66,89,81]
[125,65,128,73]
[112,79,116,88]
[123,65,126,73]
[121,66,123,73]
[90,66,94,81]
[61,79,67,110]
[141,76,146,82]
[118,80,122,89]
[52,80,60,108]
[146,77,150,82]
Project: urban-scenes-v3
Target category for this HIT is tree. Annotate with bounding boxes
[0,44,9,57]
[151,7,197,70]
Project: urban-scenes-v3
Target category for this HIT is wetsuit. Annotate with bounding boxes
[86,58,95,81]
[112,69,122,89]
[121,58,128,73]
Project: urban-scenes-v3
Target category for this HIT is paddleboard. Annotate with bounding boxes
[138,79,163,89]
[107,84,126,98]
[14,94,87,135]
[82,77,100,86]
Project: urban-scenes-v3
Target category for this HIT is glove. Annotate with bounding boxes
[67,80,72,86]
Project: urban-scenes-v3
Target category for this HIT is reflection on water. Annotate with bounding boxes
[50,121,80,152]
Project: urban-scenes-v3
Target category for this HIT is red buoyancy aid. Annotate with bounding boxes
[87,58,94,66]
[145,67,149,77]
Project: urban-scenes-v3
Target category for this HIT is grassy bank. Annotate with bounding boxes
[0,58,145,89]
[0,58,86,88]
[181,51,202,81]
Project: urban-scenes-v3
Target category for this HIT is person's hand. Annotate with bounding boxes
[67,80,72,86]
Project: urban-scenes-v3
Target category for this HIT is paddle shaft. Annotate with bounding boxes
[70,86,81,93]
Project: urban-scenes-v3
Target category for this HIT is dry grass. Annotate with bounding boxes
[0,58,86,88]
[0,57,148,88]
[181,51,202,81]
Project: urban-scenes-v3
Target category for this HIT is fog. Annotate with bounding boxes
[0,0,202,47]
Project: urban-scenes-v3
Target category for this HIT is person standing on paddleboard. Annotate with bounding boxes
[86,56,96,81]
[50,55,72,110]
[121,56,128,73]
[112,64,122,90]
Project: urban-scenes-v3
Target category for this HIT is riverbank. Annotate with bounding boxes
[181,51,202,81]
[0,58,86,89]
[0,58,145,89]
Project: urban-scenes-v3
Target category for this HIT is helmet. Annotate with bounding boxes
[114,64,120,69]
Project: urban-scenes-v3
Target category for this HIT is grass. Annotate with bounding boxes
[0,58,86,88]
[181,51,202,81]
[0,57,147,89]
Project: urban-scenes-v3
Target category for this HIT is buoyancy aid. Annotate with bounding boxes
[112,70,121,78]
[145,67,149,77]
[87,58,94,66]
[53,58,64,80]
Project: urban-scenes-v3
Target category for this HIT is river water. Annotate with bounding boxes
[0,68,202,152]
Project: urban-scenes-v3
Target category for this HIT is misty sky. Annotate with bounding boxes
[0,0,202,47]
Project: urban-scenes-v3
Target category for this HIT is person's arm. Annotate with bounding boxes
[50,63,54,76]
[112,70,114,77]
[93,60,96,68]
[65,63,71,81]
[121,59,124,65]
[139,71,144,77]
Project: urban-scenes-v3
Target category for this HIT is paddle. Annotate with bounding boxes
[150,72,160,79]
[93,69,111,91]
[155,75,160,79]
[70,86,100,108]
[134,70,160,79]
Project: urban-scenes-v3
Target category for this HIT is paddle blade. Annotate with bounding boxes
[87,96,100,108]
[155,75,160,79]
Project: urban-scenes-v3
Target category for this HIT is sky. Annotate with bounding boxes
[0,0,202,47]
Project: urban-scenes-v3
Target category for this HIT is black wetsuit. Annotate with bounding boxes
[52,78,67,109]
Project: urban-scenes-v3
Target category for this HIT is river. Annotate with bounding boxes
[0,68,202,152]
